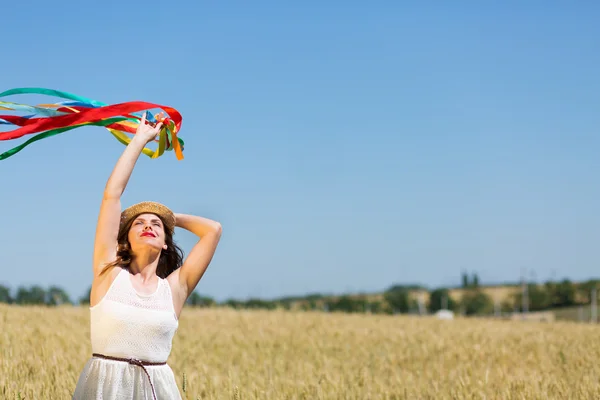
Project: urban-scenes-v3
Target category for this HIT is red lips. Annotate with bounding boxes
[141,232,156,238]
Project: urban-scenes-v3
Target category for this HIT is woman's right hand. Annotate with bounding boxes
[135,112,164,144]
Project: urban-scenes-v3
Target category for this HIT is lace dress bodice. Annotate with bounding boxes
[89,268,179,363]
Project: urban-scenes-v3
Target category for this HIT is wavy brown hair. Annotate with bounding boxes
[102,215,185,278]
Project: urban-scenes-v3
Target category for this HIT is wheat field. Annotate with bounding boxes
[1,304,599,399]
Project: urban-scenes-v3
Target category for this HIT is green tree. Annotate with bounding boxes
[368,300,383,314]
[29,286,47,304]
[46,286,72,306]
[501,299,515,313]
[79,286,92,305]
[326,295,368,313]
[460,289,493,315]
[305,299,319,311]
[472,273,479,288]
[462,272,469,288]
[514,284,552,311]
[304,293,326,301]
[384,289,410,313]
[244,298,276,310]
[0,285,12,304]
[224,299,244,309]
[428,288,457,312]
[15,286,29,304]
[186,292,215,307]
[278,299,293,310]
[577,280,600,303]
[545,279,577,308]
[552,279,577,307]
[386,284,427,292]
[300,299,319,311]
[16,286,47,305]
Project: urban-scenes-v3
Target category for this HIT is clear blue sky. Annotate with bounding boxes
[1,2,599,302]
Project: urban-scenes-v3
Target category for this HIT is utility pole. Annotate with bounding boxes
[494,298,500,317]
[418,294,426,315]
[521,268,529,314]
[591,286,597,324]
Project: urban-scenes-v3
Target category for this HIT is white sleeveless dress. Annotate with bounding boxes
[73,268,182,399]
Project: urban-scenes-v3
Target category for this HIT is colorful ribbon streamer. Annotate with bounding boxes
[0,88,184,161]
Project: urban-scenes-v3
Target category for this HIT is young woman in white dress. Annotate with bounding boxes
[72,113,222,399]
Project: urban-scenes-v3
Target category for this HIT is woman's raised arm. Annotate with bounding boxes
[92,114,163,276]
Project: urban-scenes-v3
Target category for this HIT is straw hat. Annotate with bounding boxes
[120,201,176,235]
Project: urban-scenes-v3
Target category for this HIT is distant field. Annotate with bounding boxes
[2,305,600,399]
[325,284,525,307]
[448,285,522,304]
[552,304,599,322]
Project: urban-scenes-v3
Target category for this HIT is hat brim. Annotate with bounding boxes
[120,201,175,235]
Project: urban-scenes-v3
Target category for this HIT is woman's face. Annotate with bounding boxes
[127,213,168,253]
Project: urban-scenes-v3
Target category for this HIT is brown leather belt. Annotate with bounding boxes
[92,353,166,400]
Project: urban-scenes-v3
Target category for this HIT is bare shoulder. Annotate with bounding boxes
[90,266,123,307]
[166,269,188,318]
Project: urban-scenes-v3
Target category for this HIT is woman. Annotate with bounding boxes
[72,113,222,399]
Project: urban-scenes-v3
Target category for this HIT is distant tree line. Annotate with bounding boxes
[0,285,73,306]
[0,274,598,317]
